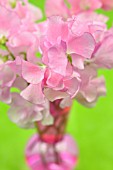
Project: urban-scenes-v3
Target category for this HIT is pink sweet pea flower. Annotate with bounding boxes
[68,0,102,14]
[20,59,46,105]
[15,1,42,22]
[8,93,53,128]
[76,66,106,107]
[0,62,16,103]
[100,0,113,10]
[41,16,96,71]
[45,0,102,18]
[93,35,113,69]
[45,0,70,18]
[0,5,20,38]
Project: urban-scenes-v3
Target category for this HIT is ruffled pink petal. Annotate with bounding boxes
[0,64,16,87]
[15,1,42,22]
[101,0,113,10]
[76,11,108,23]
[0,87,11,104]
[46,70,64,90]
[21,83,45,105]
[67,33,95,59]
[27,3,43,21]
[71,54,84,69]
[13,77,27,90]
[44,88,69,102]
[64,77,80,98]
[45,0,70,18]
[60,97,72,108]
[0,5,20,37]
[46,16,68,44]
[8,93,43,128]
[47,47,68,76]
[94,36,113,69]
[76,76,106,107]
[68,0,102,14]
[22,60,45,84]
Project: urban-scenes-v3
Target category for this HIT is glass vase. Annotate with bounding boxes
[25,101,78,170]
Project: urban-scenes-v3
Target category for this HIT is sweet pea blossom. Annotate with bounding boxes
[0,5,20,38]
[45,0,70,18]
[68,0,102,14]
[45,0,102,17]
[0,62,15,104]
[75,66,106,107]
[1,0,113,169]
[8,93,53,128]
[14,0,42,22]
[101,0,113,10]
[0,0,113,128]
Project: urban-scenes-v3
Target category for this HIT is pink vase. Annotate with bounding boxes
[25,101,78,170]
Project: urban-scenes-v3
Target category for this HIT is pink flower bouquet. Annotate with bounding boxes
[0,0,113,169]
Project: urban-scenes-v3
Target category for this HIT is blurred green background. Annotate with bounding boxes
[0,1,113,170]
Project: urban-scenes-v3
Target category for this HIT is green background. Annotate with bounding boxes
[0,1,113,170]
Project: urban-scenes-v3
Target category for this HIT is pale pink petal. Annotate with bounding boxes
[46,70,64,90]
[21,83,45,105]
[60,97,72,108]
[48,47,68,76]
[70,18,88,36]
[47,16,68,44]
[0,64,16,87]
[68,0,102,14]
[0,87,11,104]
[76,76,106,107]
[64,77,80,98]
[94,36,113,69]
[15,1,42,21]
[8,31,36,48]
[71,54,84,69]
[44,88,69,102]
[28,3,42,21]
[76,11,108,23]
[13,77,27,90]
[0,5,20,37]
[67,33,95,59]
[8,93,43,128]
[45,0,70,18]
[22,60,45,84]
[101,0,113,10]
[7,58,22,76]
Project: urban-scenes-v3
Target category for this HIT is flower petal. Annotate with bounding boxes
[68,33,95,59]
[21,83,45,105]
[22,60,45,84]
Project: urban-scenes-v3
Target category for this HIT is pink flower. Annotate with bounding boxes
[94,35,113,69]
[0,62,16,103]
[41,16,96,70]
[15,1,42,22]
[8,93,53,128]
[76,66,106,107]
[7,31,38,60]
[100,0,113,10]
[0,5,20,38]
[20,58,80,106]
[45,0,102,18]
[45,0,70,18]
[68,0,102,14]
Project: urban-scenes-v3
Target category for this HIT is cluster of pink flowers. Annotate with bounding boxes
[1,0,113,170]
[45,0,113,18]
[0,0,113,129]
